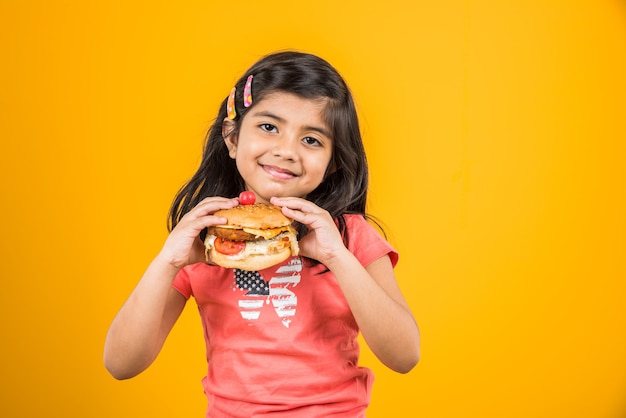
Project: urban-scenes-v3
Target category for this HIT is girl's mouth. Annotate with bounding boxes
[262,165,297,180]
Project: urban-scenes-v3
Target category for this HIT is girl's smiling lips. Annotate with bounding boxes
[262,164,297,180]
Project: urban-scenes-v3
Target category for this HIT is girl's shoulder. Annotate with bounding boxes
[342,214,399,267]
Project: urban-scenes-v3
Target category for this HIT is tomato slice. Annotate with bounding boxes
[214,237,246,255]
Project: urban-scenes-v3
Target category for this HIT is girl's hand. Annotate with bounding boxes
[270,196,347,265]
[158,197,239,270]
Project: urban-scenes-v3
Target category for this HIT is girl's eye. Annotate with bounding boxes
[303,137,322,147]
[260,123,277,133]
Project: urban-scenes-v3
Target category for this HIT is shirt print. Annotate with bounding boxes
[234,257,303,328]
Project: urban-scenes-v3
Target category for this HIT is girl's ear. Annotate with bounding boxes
[222,118,238,158]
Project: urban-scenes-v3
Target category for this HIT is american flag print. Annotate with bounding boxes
[234,257,303,328]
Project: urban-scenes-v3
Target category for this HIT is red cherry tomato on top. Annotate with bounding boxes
[239,191,256,205]
[214,238,246,255]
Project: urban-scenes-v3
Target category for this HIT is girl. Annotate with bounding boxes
[104,51,420,417]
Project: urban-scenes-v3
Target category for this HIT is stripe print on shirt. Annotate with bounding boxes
[234,257,303,328]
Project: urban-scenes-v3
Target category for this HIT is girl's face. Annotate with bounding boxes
[224,92,333,203]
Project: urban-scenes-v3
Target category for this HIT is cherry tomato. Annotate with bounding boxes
[239,191,256,205]
[214,238,246,255]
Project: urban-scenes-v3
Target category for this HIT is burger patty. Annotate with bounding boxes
[208,226,264,242]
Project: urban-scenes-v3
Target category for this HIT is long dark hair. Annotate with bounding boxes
[168,51,370,242]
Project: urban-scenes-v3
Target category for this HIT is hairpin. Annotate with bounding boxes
[227,87,237,119]
[243,75,253,107]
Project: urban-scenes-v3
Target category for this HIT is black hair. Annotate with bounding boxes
[168,51,372,245]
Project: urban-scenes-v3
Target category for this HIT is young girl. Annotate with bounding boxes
[104,51,420,417]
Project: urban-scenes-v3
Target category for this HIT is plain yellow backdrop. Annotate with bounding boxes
[1,1,625,417]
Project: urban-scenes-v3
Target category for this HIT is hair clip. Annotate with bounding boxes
[227,87,237,119]
[243,75,253,108]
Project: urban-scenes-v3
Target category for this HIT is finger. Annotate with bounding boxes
[270,196,320,214]
[196,196,239,210]
[184,214,232,233]
[187,197,239,219]
[282,207,329,229]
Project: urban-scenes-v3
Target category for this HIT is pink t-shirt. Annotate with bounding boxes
[173,215,398,417]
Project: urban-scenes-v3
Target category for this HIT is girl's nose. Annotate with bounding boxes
[272,137,299,161]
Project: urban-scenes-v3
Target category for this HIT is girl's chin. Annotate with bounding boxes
[253,196,271,204]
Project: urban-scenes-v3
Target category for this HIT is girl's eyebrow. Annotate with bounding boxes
[250,111,332,139]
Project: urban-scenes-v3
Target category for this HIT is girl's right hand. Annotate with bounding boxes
[157,196,239,270]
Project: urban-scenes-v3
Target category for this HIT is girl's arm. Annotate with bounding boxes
[103,258,186,379]
[325,249,420,373]
[272,197,420,374]
[104,197,239,379]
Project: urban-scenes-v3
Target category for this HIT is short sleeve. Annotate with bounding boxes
[172,265,193,300]
[345,215,399,268]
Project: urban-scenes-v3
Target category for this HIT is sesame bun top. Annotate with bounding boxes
[213,203,292,230]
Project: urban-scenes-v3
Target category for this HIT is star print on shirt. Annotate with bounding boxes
[235,269,269,295]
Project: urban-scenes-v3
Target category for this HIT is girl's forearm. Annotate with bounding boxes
[325,249,420,374]
[103,255,185,379]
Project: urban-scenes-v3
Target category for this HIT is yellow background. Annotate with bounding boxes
[1,1,625,417]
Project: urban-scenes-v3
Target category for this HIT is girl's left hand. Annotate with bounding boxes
[270,196,346,264]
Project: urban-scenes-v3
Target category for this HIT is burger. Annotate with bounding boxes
[205,203,299,271]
